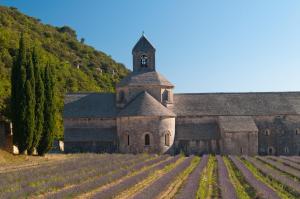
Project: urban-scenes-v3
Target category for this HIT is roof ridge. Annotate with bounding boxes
[175,91,300,95]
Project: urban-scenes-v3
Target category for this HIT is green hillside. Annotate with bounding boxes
[0,6,129,119]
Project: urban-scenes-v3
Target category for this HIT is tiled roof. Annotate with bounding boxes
[218,116,258,132]
[118,91,176,117]
[132,35,155,52]
[64,93,117,118]
[174,92,300,116]
[117,71,174,87]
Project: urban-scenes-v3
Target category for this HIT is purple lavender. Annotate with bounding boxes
[132,156,193,199]
[244,156,300,195]
[216,155,238,199]
[175,155,208,199]
[91,155,180,199]
[229,156,280,199]
[257,156,300,179]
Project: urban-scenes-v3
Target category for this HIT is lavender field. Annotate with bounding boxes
[0,154,299,199]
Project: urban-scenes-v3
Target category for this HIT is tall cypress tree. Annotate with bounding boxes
[11,34,27,153]
[28,48,44,155]
[37,64,55,155]
[21,51,35,154]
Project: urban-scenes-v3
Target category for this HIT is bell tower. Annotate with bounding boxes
[132,34,155,72]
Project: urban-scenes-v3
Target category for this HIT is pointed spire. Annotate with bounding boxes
[132,34,155,53]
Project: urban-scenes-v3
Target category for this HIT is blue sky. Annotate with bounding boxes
[2,0,300,93]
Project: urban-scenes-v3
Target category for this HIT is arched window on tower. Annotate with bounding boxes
[127,134,130,146]
[165,132,170,146]
[140,55,148,67]
[162,90,169,102]
[145,134,150,146]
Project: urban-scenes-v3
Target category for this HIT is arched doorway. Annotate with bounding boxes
[145,134,150,146]
[267,146,275,155]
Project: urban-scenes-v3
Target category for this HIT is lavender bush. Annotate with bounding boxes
[217,155,237,199]
[229,156,280,199]
[269,156,300,170]
[244,156,300,197]
[91,155,180,199]
[175,155,208,199]
[132,156,193,199]
[257,157,300,179]
[44,155,168,199]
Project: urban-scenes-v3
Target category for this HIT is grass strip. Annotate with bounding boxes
[240,157,296,199]
[196,155,218,199]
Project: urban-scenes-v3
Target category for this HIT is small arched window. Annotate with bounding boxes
[165,132,170,146]
[127,134,130,146]
[162,90,169,102]
[140,55,148,67]
[296,129,299,135]
[264,129,270,136]
[145,134,150,146]
[284,147,289,153]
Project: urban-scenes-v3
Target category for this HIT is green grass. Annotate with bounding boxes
[196,155,218,199]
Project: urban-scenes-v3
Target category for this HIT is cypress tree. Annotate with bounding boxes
[21,51,35,154]
[28,48,44,155]
[37,64,55,155]
[11,34,27,153]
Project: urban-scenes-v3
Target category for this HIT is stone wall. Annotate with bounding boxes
[117,116,175,154]
[254,115,300,155]
[220,131,258,155]
[64,117,117,153]
[174,116,221,155]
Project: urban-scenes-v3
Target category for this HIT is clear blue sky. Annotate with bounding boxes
[2,0,300,93]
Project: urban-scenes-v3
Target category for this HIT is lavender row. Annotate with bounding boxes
[175,155,208,199]
[132,156,193,199]
[0,154,148,198]
[91,155,180,199]
[45,155,170,199]
[244,156,300,194]
[229,156,280,199]
[279,156,300,165]
[0,153,114,185]
[270,157,300,170]
[257,156,300,179]
[217,155,237,199]
[0,154,132,192]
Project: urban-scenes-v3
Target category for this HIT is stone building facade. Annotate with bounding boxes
[64,35,300,155]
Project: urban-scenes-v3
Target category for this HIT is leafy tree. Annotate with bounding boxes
[37,63,55,155]
[28,47,44,154]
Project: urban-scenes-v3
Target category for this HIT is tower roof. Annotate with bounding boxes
[118,91,176,117]
[117,71,174,87]
[132,35,155,53]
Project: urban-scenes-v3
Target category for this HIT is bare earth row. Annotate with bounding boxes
[0,153,299,199]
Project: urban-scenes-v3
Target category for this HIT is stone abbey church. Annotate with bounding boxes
[64,35,300,156]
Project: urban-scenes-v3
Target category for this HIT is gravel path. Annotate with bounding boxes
[245,156,300,194]
[217,155,237,199]
[257,156,300,179]
[174,155,208,199]
[229,156,280,199]
[132,156,193,199]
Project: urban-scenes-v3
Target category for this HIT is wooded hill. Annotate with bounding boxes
[0,6,129,124]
